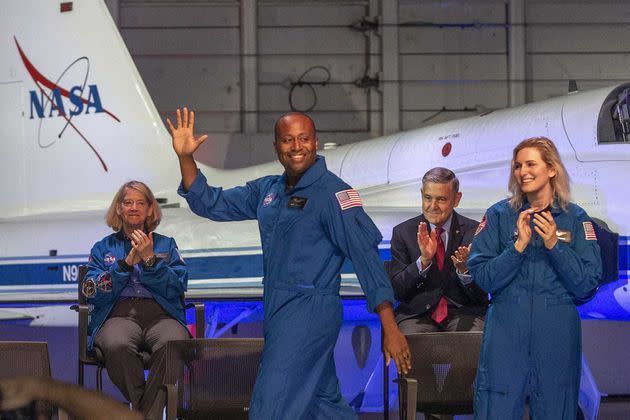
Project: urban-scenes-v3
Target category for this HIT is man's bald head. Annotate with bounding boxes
[274,112,317,142]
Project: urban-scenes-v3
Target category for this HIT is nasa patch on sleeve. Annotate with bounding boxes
[475,214,487,236]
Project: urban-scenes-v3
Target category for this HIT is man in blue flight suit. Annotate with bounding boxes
[166,108,411,419]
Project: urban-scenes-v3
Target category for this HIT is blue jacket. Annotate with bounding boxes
[85,231,188,348]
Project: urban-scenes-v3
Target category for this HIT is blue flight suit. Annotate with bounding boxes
[468,199,601,419]
[178,156,394,419]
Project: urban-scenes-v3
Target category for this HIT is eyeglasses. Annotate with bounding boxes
[121,200,148,208]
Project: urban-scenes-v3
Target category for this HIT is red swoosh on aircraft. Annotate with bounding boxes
[14,37,110,171]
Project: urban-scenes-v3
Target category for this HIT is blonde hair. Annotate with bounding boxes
[508,137,571,211]
[105,181,162,232]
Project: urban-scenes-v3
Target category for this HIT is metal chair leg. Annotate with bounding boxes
[96,366,104,391]
[382,326,390,420]
[78,361,84,386]
[394,377,418,420]
[164,384,178,420]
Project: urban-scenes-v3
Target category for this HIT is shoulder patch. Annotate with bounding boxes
[474,214,488,236]
[335,189,362,210]
[82,278,96,298]
[96,272,113,292]
[583,221,597,240]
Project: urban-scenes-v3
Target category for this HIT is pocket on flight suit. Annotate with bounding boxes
[284,213,318,284]
[474,378,511,420]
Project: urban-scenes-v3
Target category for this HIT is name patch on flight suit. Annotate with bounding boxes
[288,196,308,209]
[556,230,572,243]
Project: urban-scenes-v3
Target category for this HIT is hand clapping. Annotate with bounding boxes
[533,210,558,250]
[451,244,471,273]
[130,230,155,261]
[417,222,438,268]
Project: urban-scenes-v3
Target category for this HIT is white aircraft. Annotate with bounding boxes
[1,0,627,313]
[1,1,628,415]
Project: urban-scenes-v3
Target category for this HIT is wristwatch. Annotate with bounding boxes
[144,255,157,268]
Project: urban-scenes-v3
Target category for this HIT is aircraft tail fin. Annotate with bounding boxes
[0,0,179,218]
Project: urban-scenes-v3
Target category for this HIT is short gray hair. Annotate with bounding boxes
[421,167,459,193]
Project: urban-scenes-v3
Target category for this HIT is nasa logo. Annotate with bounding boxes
[14,37,120,172]
[263,193,276,207]
[103,254,116,265]
[29,85,104,120]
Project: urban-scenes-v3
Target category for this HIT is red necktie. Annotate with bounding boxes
[434,226,445,271]
[431,226,448,324]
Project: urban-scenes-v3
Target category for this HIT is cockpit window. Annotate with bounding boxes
[598,85,630,143]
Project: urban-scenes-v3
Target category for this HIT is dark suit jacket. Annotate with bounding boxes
[387,212,488,323]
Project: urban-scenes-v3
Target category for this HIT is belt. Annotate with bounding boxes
[266,280,339,296]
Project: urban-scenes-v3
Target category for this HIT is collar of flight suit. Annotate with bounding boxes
[519,197,563,215]
[280,155,328,191]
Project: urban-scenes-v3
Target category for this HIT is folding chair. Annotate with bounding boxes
[0,341,68,419]
[163,338,264,420]
[72,265,206,391]
[393,332,483,420]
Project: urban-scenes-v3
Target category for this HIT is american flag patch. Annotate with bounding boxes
[583,221,597,240]
[335,189,362,210]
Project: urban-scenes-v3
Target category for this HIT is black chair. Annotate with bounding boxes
[163,338,264,420]
[72,265,206,391]
[0,341,68,419]
[394,332,483,420]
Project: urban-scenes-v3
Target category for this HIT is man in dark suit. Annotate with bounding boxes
[388,167,488,333]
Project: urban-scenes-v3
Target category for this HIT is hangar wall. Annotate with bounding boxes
[104,0,630,168]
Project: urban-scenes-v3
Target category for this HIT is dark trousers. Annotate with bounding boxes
[94,298,189,420]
